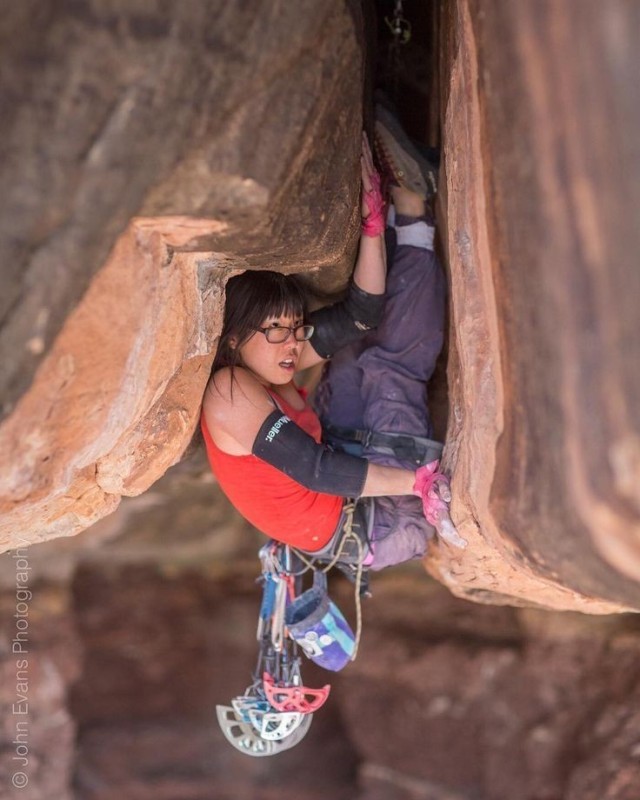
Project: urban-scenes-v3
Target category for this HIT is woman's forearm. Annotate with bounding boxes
[353,232,387,296]
[360,461,416,497]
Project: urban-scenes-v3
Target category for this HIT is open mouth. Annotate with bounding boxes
[279,358,296,371]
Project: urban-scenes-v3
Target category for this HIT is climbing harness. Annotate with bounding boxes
[324,426,466,550]
[292,500,372,661]
[215,444,462,755]
[324,421,443,466]
[216,540,365,756]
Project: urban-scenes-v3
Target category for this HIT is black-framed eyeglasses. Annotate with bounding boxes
[254,324,315,344]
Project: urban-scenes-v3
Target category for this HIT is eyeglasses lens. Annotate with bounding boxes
[265,325,314,343]
[295,325,314,341]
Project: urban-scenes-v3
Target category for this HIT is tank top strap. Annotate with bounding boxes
[264,387,303,416]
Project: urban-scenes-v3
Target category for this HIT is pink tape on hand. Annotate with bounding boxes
[413,461,468,549]
[413,461,447,526]
[362,169,386,237]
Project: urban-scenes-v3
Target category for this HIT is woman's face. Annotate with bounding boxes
[236,310,306,386]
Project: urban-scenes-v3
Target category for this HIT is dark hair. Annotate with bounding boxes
[211,270,308,376]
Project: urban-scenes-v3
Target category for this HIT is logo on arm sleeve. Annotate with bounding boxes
[264,415,291,443]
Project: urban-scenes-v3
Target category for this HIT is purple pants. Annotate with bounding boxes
[317,215,446,569]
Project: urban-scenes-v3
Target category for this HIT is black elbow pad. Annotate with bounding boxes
[252,411,368,497]
[309,282,385,359]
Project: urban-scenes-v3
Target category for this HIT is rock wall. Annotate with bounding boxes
[2,476,640,800]
[0,576,80,799]
[1,0,639,613]
[431,0,640,611]
[0,0,363,550]
[338,575,640,800]
[3,3,640,798]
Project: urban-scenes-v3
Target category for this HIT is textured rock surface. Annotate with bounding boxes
[1,0,640,612]
[430,0,640,611]
[2,486,640,800]
[0,579,81,800]
[0,0,363,549]
[2,1,640,796]
[337,573,640,800]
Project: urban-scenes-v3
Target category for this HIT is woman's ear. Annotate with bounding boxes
[229,336,238,350]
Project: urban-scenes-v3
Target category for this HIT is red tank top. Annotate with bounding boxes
[201,387,342,551]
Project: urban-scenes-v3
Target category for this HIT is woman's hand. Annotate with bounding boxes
[413,462,468,549]
[353,132,387,295]
[361,132,385,237]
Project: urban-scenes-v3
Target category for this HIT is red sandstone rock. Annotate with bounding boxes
[0,583,81,800]
[1,0,639,615]
[428,0,640,612]
[0,0,363,550]
[336,573,640,800]
[3,556,638,800]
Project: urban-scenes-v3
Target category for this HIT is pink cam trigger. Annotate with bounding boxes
[263,673,330,714]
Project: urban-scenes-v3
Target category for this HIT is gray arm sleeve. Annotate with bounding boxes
[309,281,385,359]
[252,411,369,497]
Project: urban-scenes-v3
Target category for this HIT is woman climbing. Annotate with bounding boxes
[201,113,465,573]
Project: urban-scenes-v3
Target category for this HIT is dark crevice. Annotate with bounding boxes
[373,0,450,442]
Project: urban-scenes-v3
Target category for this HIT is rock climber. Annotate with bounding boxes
[201,110,465,573]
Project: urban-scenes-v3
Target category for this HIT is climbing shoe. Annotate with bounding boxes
[374,103,438,200]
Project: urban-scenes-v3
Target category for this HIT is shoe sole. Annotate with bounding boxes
[374,105,438,200]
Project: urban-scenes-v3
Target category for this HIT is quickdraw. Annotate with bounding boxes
[216,541,345,756]
[383,0,412,103]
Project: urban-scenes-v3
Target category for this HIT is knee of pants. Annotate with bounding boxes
[369,520,434,571]
[368,496,434,570]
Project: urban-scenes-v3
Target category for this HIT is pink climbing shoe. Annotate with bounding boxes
[413,461,468,549]
[374,103,438,201]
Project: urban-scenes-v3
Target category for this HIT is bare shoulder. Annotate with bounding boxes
[204,367,272,411]
[204,366,233,407]
[203,367,275,453]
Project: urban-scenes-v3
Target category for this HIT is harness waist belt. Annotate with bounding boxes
[297,499,372,563]
[323,423,443,466]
